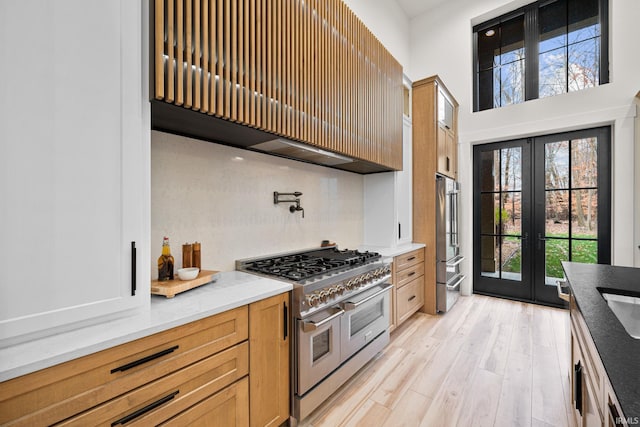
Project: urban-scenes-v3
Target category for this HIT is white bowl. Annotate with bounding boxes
[177,267,200,280]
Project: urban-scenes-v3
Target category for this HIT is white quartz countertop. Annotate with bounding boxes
[0,271,291,382]
[358,243,426,258]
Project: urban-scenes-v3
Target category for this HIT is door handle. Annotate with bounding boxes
[301,308,344,332]
[537,233,547,250]
[131,241,137,296]
[283,301,288,340]
[556,280,570,302]
[342,283,393,311]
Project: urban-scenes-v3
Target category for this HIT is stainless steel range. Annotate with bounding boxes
[236,246,392,422]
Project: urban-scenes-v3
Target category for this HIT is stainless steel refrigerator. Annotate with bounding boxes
[436,174,465,312]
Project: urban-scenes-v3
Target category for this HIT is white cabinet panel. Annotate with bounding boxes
[0,0,149,343]
[363,116,412,247]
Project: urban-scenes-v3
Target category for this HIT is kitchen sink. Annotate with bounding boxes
[600,291,640,339]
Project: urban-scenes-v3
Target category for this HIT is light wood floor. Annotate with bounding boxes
[300,294,576,427]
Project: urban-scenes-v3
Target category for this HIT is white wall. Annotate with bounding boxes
[408,0,640,292]
[343,0,411,73]
[151,131,364,276]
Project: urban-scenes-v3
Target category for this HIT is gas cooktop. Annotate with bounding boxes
[237,247,381,282]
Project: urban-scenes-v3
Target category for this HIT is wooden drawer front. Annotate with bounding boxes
[396,276,425,325]
[58,342,249,426]
[0,307,248,426]
[395,249,424,271]
[396,262,424,289]
[160,377,249,427]
[571,311,605,411]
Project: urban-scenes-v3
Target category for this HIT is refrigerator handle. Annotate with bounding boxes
[450,190,459,248]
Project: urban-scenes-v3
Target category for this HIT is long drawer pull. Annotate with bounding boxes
[574,361,583,415]
[408,295,416,302]
[111,390,179,425]
[110,345,179,373]
[608,402,621,426]
[406,256,416,261]
[407,272,416,277]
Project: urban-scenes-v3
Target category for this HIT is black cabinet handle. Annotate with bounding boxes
[131,241,137,296]
[574,361,583,415]
[111,345,179,374]
[408,295,416,302]
[407,272,416,277]
[608,402,622,426]
[283,302,288,340]
[111,390,179,425]
[407,256,416,262]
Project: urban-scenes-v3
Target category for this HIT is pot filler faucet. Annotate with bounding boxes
[274,191,305,218]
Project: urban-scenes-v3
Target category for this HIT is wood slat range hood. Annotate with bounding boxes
[150,0,403,174]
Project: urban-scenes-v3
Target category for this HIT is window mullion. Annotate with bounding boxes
[600,0,610,84]
[524,4,539,101]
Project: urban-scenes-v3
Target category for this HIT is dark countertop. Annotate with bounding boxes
[562,262,640,419]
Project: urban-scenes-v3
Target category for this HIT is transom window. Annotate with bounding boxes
[473,0,609,112]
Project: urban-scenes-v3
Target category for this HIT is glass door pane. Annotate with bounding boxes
[533,128,610,305]
[474,139,531,300]
[474,127,610,307]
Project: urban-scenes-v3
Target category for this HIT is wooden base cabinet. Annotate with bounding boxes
[249,293,290,427]
[0,293,291,427]
[392,248,425,328]
[570,294,628,427]
[161,378,250,427]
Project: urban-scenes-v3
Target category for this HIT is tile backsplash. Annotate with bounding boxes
[151,131,364,277]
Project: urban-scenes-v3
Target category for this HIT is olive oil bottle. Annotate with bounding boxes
[158,236,174,281]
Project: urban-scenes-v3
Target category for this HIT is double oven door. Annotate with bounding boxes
[296,283,391,396]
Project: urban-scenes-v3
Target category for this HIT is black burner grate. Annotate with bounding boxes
[245,248,380,281]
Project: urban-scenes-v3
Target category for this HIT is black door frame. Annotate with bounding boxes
[473,126,611,307]
[473,138,533,302]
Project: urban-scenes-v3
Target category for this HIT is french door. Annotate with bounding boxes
[473,127,610,306]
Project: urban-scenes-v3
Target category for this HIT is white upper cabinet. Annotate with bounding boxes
[0,0,149,344]
[363,79,413,248]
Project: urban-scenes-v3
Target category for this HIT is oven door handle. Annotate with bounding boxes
[342,283,393,311]
[301,307,344,332]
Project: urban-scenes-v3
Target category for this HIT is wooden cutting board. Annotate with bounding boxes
[151,270,220,298]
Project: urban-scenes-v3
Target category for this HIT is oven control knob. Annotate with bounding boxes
[319,290,329,303]
[306,295,317,307]
[336,285,345,295]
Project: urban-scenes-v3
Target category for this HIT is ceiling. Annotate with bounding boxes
[395,0,449,18]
